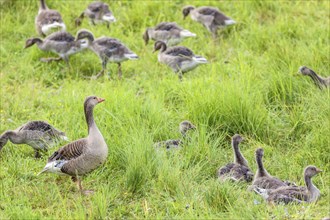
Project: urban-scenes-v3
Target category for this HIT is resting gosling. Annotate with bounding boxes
[24,31,89,65]
[75,1,116,29]
[299,66,329,89]
[182,5,236,38]
[249,148,289,191]
[38,96,108,195]
[255,165,322,204]
[217,134,253,182]
[35,0,66,36]
[153,41,207,80]
[143,22,196,46]
[0,121,67,158]
[76,29,139,79]
[154,120,196,150]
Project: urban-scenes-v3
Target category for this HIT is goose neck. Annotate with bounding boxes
[304,175,320,202]
[159,43,167,53]
[232,140,248,167]
[256,153,270,178]
[308,70,325,87]
[84,105,97,134]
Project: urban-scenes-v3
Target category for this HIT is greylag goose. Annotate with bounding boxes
[217,134,253,182]
[143,22,196,46]
[35,0,66,36]
[38,96,107,195]
[75,1,116,29]
[24,31,89,65]
[154,120,196,150]
[299,66,329,89]
[250,148,288,190]
[0,121,67,158]
[182,6,236,38]
[254,165,322,204]
[153,41,207,80]
[76,29,139,79]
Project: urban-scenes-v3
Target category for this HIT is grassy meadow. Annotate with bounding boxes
[0,0,329,219]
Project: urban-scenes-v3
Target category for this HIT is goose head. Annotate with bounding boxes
[255,147,264,158]
[299,66,313,76]
[232,134,244,144]
[182,6,195,19]
[179,120,196,136]
[76,29,95,44]
[84,96,105,109]
[304,165,322,178]
[24,38,42,49]
[153,41,167,53]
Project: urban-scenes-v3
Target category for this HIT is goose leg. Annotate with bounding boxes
[178,71,183,81]
[117,63,122,79]
[40,57,62,63]
[92,60,107,79]
[34,150,41,158]
[72,176,94,196]
[106,22,110,29]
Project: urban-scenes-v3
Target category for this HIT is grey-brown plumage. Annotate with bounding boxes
[154,120,196,150]
[76,29,138,79]
[0,121,67,158]
[153,41,207,80]
[24,31,89,64]
[299,66,330,89]
[250,148,287,190]
[75,1,116,29]
[182,6,236,38]
[38,96,108,195]
[255,165,322,204]
[35,0,66,36]
[217,134,253,182]
[143,22,196,46]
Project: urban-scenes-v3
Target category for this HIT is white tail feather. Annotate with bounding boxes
[193,56,208,63]
[224,19,236,26]
[37,160,67,175]
[125,53,139,60]
[253,187,270,200]
[102,15,116,22]
[180,30,197,37]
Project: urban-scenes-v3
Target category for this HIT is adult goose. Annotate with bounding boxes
[249,148,288,191]
[217,134,253,182]
[76,29,139,79]
[75,1,116,29]
[182,6,236,38]
[0,121,67,158]
[35,0,66,36]
[24,31,89,65]
[153,41,207,80]
[299,66,329,89]
[154,120,196,150]
[143,22,196,46]
[38,96,108,195]
[255,165,322,204]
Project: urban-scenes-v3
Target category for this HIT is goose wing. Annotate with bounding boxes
[94,37,129,57]
[165,46,194,57]
[268,186,308,203]
[46,31,75,42]
[48,138,87,162]
[155,22,181,31]
[20,121,53,132]
[88,2,104,12]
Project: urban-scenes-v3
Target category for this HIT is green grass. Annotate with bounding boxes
[0,0,329,219]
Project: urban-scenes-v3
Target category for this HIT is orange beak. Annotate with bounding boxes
[97,97,105,103]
